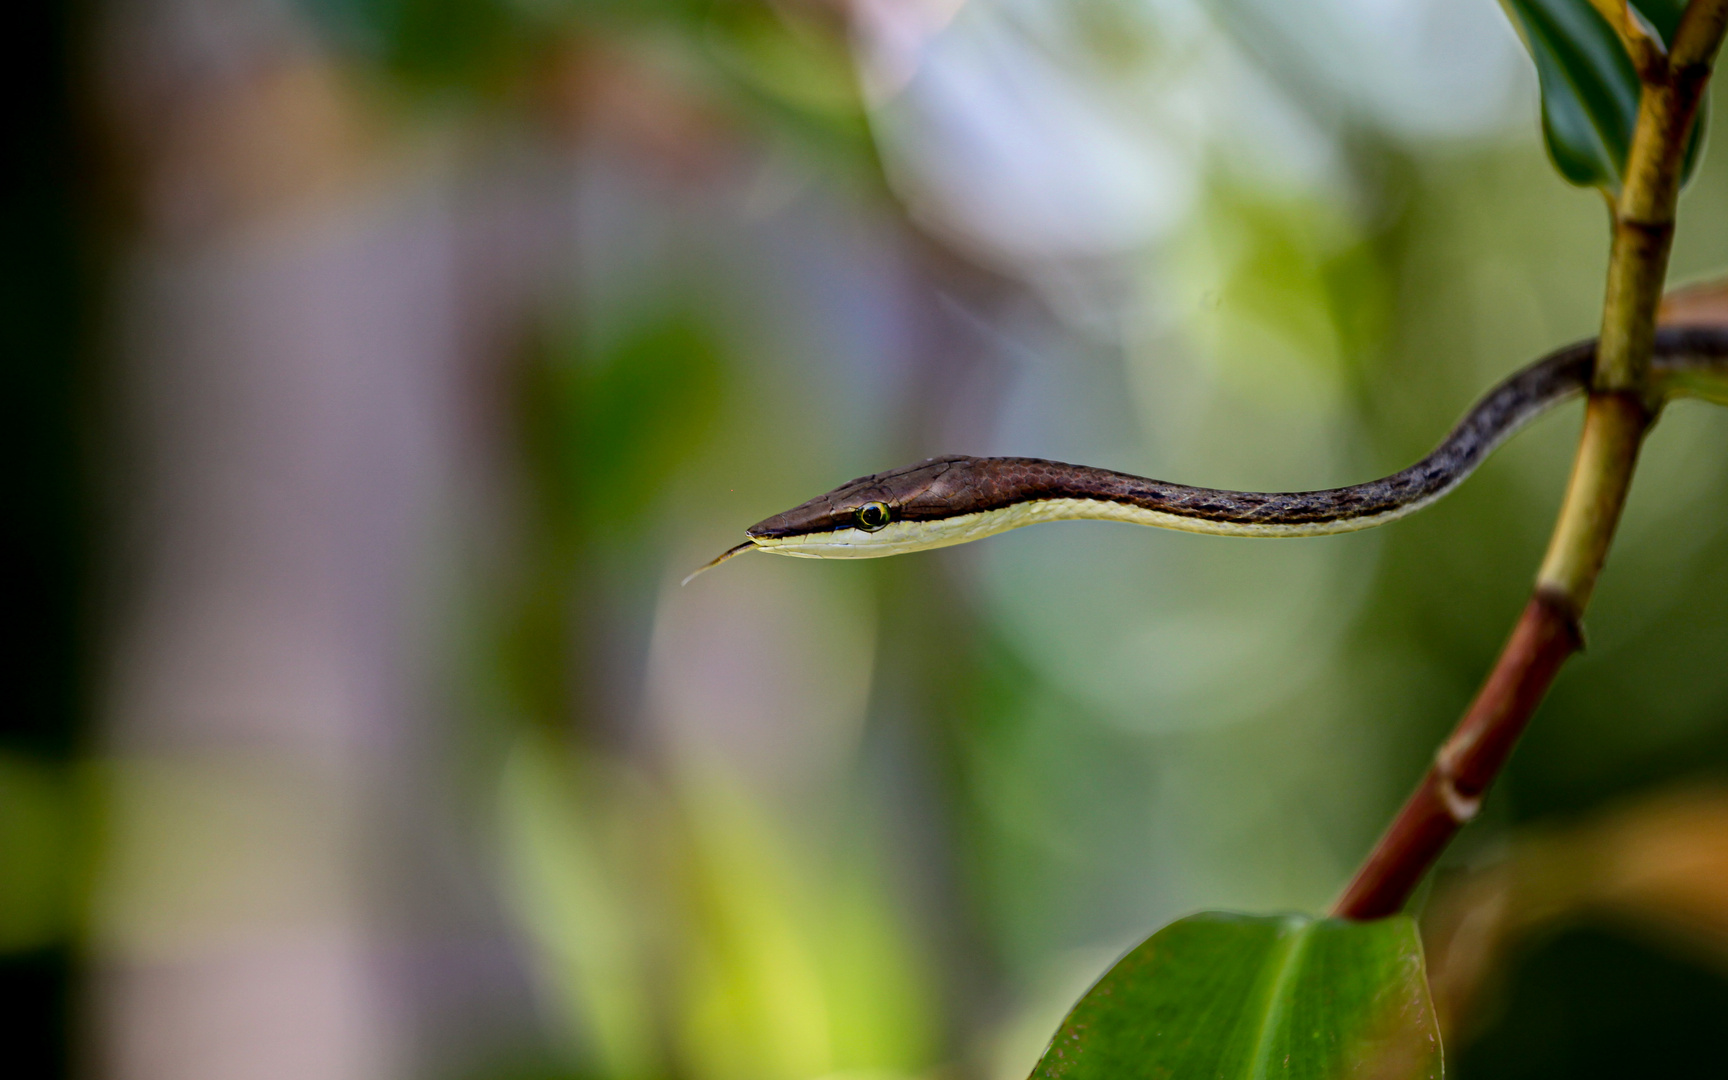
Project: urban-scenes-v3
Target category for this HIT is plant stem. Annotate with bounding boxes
[1332,4,1728,921]
[1331,593,1582,919]
[1585,0,1663,80]
[1533,393,1651,603]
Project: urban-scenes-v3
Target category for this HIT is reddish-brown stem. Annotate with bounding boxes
[1329,0,1728,922]
[1333,592,1584,919]
[1334,393,1652,920]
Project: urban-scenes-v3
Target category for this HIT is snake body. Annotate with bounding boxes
[687,328,1728,580]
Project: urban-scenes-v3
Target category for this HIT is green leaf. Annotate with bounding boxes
[1629,0,1687,46]
[1502,0,1707,192]
[1030,912,1442,1080]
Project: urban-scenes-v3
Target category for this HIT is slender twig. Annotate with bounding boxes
[1333,1,1728,921]
[1586,0,1666,81]
[1674,0,1728,69]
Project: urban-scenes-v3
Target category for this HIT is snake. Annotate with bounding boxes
[686,327,1728,583]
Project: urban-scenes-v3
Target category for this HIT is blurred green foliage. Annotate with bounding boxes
[1455,926,1728,1077]
[525,314,726,536]
[0,757,77,952]
[16,0,1728,1078]
[295,0,878,174]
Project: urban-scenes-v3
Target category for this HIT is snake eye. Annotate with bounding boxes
[856,501,891,532]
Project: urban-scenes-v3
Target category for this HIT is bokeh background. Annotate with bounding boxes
[10,0,1728,1077]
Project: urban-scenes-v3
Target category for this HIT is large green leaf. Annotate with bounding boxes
[1030,912,1441,1080]
[1502,0,1706,192]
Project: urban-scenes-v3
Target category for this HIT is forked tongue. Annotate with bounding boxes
[681,541,755,586]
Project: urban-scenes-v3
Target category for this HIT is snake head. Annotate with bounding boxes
[744,455,978,548]
[683,456,980,583]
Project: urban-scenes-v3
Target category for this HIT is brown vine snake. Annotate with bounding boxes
[688,328,1728,583]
